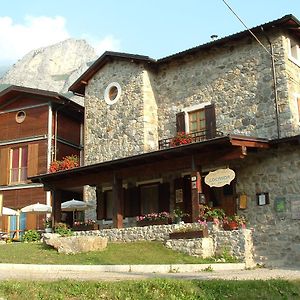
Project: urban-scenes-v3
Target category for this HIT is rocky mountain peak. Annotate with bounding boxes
[0,38,97,105]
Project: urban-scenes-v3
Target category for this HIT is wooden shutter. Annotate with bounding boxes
[0,148,10,185]
[96,187,105,220]
[205,104,216,139]
[176,112,186,133]
[27,144,39,177]
[158,182,170,212]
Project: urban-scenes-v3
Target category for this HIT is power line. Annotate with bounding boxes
[222,0,274,58]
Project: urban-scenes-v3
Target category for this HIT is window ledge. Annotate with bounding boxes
[288,56,300,67]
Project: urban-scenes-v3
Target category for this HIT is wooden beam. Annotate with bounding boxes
[112,174,123,229]
[52,189,62,225]
[230,139,269,148]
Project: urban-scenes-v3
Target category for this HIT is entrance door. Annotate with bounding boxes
[202,178,236,216]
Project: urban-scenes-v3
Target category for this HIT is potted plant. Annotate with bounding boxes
[203,207,225,225]
[169,220,209,239]
[223,215,246,230]
[43,217,52,233]
[72,219,99,231]
[172,207,189,224]
[170,132,193,147]
[136,212,171,226]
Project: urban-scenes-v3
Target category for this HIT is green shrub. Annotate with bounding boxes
[54,222,73,237]
[22,230,41,242]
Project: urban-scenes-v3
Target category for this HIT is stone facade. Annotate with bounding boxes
[79,18,300,268]
[233,144,300,267]
[83,30,300,166]
[73,224,254,266]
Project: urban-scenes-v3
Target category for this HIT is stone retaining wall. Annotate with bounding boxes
[74,224,254,267]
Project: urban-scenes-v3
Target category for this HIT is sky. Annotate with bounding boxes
[1,0,300,67]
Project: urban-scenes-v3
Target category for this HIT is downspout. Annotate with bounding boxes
[261,26,281,139]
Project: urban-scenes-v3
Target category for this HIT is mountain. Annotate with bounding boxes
[0,39,97,105]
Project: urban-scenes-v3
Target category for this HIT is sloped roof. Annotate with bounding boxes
[0,85,84,120]
[69,14,300,96]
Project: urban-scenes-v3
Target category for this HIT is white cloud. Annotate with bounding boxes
[0,15,70,65]
[93,35,121,55]
[83,34,121,55]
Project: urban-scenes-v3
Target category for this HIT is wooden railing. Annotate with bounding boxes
[158,130,223,150]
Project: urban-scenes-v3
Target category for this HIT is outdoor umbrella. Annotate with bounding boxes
[21,203,52,230]
[2,207,19,216]
[61,199,94,224]
[61,199,94,211]
[21,203,52,213]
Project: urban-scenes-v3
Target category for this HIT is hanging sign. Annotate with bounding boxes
[204,168,235,187]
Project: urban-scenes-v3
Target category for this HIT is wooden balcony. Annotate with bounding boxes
[158,130,223,150]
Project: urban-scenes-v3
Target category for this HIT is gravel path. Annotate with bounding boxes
[0,267,299,281]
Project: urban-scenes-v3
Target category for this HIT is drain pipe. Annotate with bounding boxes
[261,26,280,139]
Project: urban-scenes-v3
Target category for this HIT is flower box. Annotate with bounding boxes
[72,224,99,231]
[137,219,170,227]
[169,228,209,239]
[223,221,239,231]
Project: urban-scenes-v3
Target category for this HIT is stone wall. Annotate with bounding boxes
[84,60,155,165]
[83,29,299,168]
[73,223,253,266]
[283,33,300,136]
[155,32,290,140]
[234,144,300,267]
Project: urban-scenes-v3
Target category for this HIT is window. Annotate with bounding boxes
[104,82,121,105]
[10,146,28,184]
[288,38,300,64]
[140,183,159,215]
[176,103,216,139]
[188,109,206,133]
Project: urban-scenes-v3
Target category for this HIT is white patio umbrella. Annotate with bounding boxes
[2,207,19,216]
[21,203,52,230]
[61,199,94,225]
[21,202,52,213]
[61,199,94,212]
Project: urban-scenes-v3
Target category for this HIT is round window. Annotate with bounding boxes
[16,111,26,123]
[104,82,121,105]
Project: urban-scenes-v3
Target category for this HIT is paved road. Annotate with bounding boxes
[0,267,300,281]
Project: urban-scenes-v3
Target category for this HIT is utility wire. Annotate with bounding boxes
[222,0,274,58]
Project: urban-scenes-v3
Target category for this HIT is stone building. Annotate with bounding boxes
[33,14,300,266]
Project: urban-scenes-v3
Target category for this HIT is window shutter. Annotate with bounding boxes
[96,187,105,220]
[127,186,140,217]
[158,182,170,212]
[0,148,9,185]
[205,104,216,139]
[176,112,186,133]
[27,144,39,177]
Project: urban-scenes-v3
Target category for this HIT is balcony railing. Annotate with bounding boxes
[158,130,223,150]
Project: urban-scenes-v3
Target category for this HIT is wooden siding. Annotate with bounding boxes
[0,106,48,140]
[56,112,81,145]
[1,187,46,209]
[0,141,48,177]
[0,96,48,111]
[56,142,80,161]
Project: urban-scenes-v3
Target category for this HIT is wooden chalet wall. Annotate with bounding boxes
[52,111,82,161]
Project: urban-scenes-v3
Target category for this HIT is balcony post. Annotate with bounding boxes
[112,173,123,229]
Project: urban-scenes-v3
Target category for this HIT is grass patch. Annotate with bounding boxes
[0,241,227,265]
[0,279,299,299]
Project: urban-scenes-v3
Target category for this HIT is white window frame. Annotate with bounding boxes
[182,102,211,133]
[288,37,300,66]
